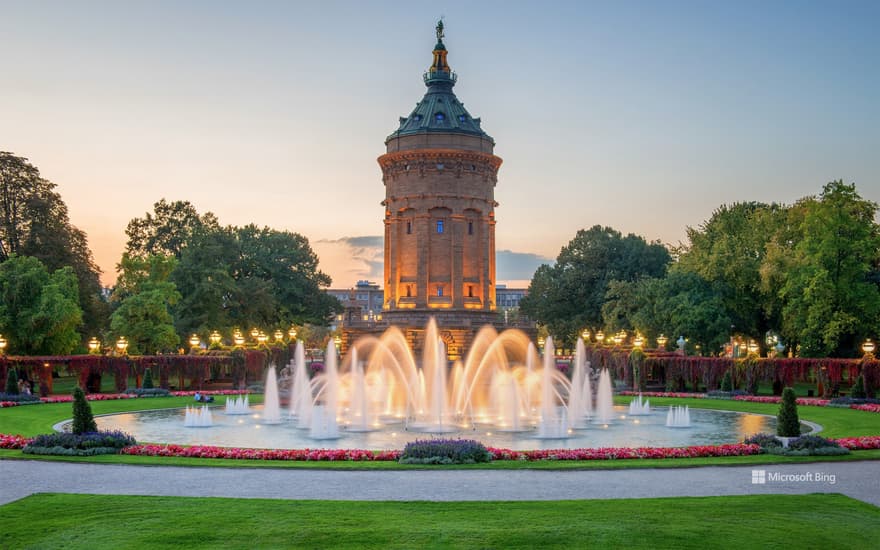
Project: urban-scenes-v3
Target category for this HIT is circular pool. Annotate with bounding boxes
[91,405,776,451]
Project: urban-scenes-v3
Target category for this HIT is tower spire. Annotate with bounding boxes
[429,19,451,77]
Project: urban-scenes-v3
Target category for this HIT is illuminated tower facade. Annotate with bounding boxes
[376,21,503,357]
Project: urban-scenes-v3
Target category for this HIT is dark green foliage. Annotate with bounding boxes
[0,152,107,340]
[777,387,800,437]
[0,255,82,355]
[520,225,670,345]
[71,386,97,434]
[629,348,647,390]
[125,387,169,397]
[142,368,154,389]
[400,439,492,464]
[720,370,733,392]
[850,375,866,399]
[23,430,136,456]
[5,368,18,395]
[110,254,180,354]
[743,433,782,450]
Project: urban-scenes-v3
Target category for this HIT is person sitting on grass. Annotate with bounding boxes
[194,391,201,402]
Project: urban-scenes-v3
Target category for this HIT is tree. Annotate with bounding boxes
[601,272,733,353]
[676,202,784,338]
[777,387,800,437]
[5,368,18,395]
[775,181,880,356]
[172,224,341,336]
[0,152,107,339]
[71,386,97,434]
[519,225,670,345]
[125,199,219,259]
[0,255,82,355]
[110,254,181,354]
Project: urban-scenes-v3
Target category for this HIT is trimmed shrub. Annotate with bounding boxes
[23,430,136,456]
[777,387,800,437]
[744,433,782,450]
[5,369,19,395]
[142,368,154,389]
[124,388,170,397]
[782,435,850,456]
[400,439,492,464]
[850,375,867,399]
[71,386,97,434]
[0,392,40,403]
[720,370,732,392]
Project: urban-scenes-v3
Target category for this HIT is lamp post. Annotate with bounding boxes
[633,333,645,349]
[116,336,128,355]
[274,329,284,343]
[257,331,269,345]
[595,331,605,346]
[88,337,101,354]
[189,333,201,350]
[0,334,7,355]
[863,339,876,356]
[334,334,342,353]
[288,326,298,341]
[747,340,759,355]
[581,329,591,343]
[250,328,260,341]
[656,334,668,350]
[209,331,222,346]
[233,332,245,347]
[537,336,545,351]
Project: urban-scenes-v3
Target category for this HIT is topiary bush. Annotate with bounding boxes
[720,370,733,392]
[850,375,867,399]
[142,368,154,389]
[777,387,800,437]
[783,435,850,456]
[744,432,782,451]
[400,439,492,464]
[23,430,136,456]
[5,368,19,395]
[71,386,97,434]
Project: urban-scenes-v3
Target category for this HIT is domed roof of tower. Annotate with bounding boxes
[386,21,494,144]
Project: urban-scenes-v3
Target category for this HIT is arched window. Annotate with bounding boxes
[437,286,444,297]
[435,112,445,122]
[406,221,412,235]
[436,219,445,234]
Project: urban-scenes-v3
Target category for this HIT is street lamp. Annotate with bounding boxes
[116,336,128,355]
[747,340,759,355]
[334,334,342,352]
[209,331,222,346]
[250,328,260,340]
[581,329,591,343]
[657,334,668,350]
[633,333,645,348]
[595,331,605,345]
[288,326,298,340]
[88,337,101,354]
[0,334,6,355]
[537,336,545,350]
[274,329,284,342]
[863,339,876,355]
[189,334,201,348]
[233,332,245,347]
[257,331,269,345]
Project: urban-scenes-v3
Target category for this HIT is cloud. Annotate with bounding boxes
[315,236,551,288]
[496,249,553,281]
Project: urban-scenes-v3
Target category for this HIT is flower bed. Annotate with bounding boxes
[619,391,706,399]
[120,444,401,462]
[834,436,880,450]
[733,395,830,407]
[850,404,880,413]
[0,390,251,408]
[487,443,762,461]
[0,434,31,449]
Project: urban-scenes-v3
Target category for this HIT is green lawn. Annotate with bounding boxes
[0,493,876,549]
[613,396,880,439]
[1,394,877,469]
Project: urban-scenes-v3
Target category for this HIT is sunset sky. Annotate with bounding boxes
[2,1,878,289]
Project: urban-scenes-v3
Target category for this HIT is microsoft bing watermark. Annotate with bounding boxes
[751,469,837,485]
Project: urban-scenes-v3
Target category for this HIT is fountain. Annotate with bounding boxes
[628,393,651,416]
[594,369,615,425]
[224,394,250,415]
[567,338,593,429]
[309,339,340,439]
[183,405,213,428]
[262,365,282,424]
[666,405,691,428]
[536,337,569,439]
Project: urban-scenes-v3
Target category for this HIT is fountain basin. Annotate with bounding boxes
[93,405,776,451]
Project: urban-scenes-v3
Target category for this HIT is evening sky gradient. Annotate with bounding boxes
[2,0,878,287]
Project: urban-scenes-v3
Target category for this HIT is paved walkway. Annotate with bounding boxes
[1,460,878,506]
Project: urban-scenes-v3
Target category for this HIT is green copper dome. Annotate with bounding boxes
[386,22,493,143]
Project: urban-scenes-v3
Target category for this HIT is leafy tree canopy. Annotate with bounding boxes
[0,255,82,355]
[520,225,670,345]
[125,199,220,259]
[110,254,181,354]
[0,152,107,338]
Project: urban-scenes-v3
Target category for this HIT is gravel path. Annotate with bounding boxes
[1,460,878,506]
